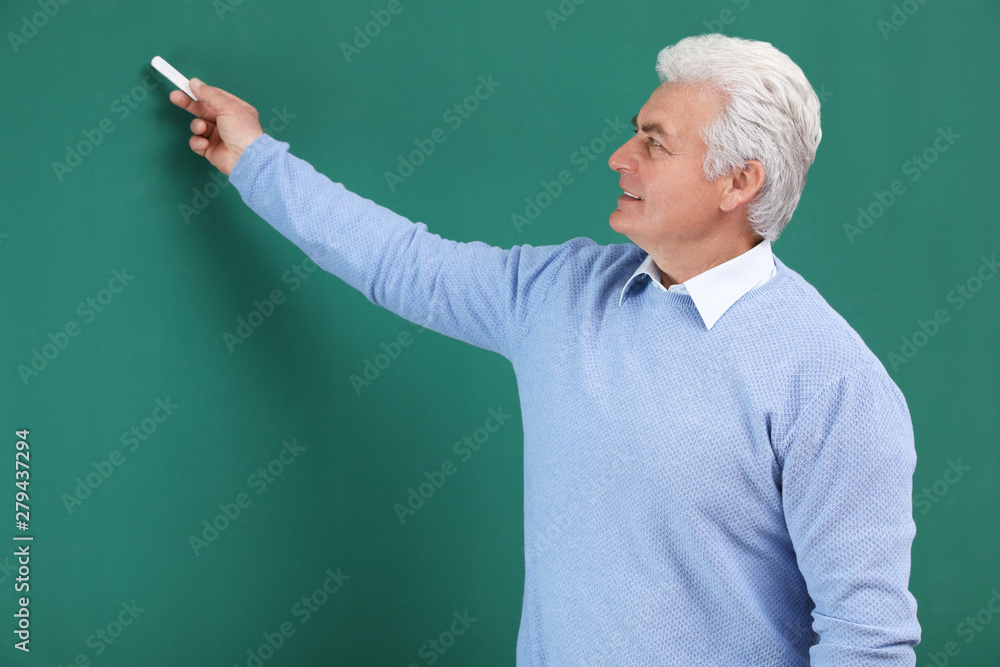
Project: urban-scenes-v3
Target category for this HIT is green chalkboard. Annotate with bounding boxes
[1,0,998,664]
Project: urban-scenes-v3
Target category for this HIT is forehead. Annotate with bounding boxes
[638,82,724,137]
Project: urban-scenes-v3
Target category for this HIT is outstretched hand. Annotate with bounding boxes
[168,78,264,176]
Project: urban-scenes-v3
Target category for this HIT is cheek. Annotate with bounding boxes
[673,171,716,209]
[647,176,697,210]
[645,175,715,221]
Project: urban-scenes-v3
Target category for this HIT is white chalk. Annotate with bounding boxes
[151,55,198,101]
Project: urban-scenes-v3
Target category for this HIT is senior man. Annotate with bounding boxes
[169,34,920,666]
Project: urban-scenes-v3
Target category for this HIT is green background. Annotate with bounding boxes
[2,0,998,664]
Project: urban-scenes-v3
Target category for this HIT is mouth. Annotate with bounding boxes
[618,188,644,204]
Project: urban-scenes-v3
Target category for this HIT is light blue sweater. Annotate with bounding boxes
[228,133,921,666]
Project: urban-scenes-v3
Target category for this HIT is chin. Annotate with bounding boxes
[609,209,633,234]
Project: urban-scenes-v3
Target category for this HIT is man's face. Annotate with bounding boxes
[608,82,729,246]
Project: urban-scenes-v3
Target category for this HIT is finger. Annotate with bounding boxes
[189,78,245,114]
[189,133,209,156]
[208,124,224,154]
[190,117,214,137]
[191,124,224,160]
[169,89,218,123]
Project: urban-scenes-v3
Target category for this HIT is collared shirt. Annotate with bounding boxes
[619,238,778,330]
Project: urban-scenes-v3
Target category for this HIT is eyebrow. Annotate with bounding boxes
[631,113,677,144]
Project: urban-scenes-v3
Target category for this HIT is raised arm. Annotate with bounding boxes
[168,79,569,359]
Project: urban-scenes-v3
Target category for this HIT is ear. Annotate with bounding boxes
[719,160,766,213]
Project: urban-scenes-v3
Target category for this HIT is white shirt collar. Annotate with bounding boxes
[618,238,777,330]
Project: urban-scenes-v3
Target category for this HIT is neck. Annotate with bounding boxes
[645,225,763,288]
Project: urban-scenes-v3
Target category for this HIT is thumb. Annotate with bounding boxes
[189,78,236,111]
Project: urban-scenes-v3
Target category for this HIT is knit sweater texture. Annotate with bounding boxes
[228,133,921,666]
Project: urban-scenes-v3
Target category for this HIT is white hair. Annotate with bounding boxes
[655,34,822,242]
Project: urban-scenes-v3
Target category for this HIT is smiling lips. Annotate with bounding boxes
[620,188,644,202]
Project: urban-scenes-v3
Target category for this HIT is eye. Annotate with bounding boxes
[632,126,667,152]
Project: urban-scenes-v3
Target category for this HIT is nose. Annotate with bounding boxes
[608,136,637,173]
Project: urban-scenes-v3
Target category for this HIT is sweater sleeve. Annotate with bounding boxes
[227,133,564,360]
[779,362,921,666]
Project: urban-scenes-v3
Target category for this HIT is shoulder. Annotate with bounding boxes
[759,257,911,436]
[766,255,887,375]
[513,237,640,285]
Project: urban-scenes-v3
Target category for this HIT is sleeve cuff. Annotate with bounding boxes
[228,132,288,189]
